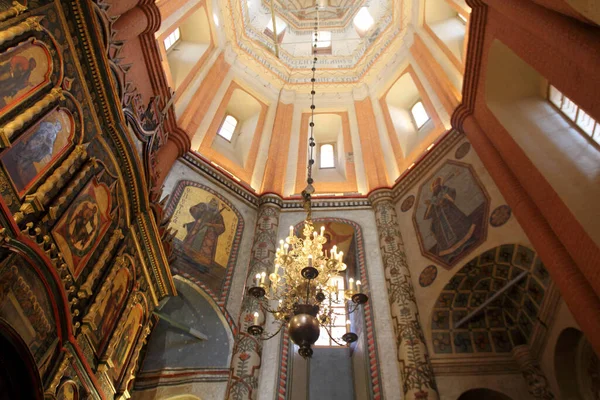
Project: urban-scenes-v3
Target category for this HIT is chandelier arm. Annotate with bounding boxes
[256,321,286,341]
[322,323,350,347]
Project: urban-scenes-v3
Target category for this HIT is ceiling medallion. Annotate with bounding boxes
[247,8,369,358]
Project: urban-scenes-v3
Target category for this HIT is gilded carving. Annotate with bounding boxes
[0,2,27,23]
[0,88,64,147]
[79,228,124,298]
[44,352,73,398]
[0,16,44,47]
[13,143,88,224]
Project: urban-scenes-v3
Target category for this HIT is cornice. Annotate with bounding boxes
[182,129,464,210]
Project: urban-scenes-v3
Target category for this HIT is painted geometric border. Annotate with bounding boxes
[275,217,382,400]
[164,180,245,310]
[412,160,491,269]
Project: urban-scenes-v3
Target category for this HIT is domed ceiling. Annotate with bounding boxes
[221,0,408,88]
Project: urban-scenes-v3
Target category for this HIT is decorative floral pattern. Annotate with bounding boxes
[490,205,512,227]
[419,265,438,287]
[373,196,439,400]
[227,202,281,400]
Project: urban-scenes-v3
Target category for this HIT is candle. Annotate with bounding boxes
[289,225,294,237]
[280,240,284,251]
[331,245,337,258]
[356,280,362,293]
[346,319,351,333]
[338,251,344,262]
[253,311,259,326]
[255,273,260,287]
[284,243,289,254]
[313,232,318,239]
[260,271,266,285]
[348,278,355,292]
[307,255,313,268]
[320,226,325,236]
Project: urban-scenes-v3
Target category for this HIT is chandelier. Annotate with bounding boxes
[246,7,369,358]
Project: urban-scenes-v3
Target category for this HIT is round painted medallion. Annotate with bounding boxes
[400,195,415,212]
[455,142,471,159]
[490,205,512,227]
[419,265,438,287]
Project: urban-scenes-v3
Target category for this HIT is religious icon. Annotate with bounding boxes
[183,198,226,266]
[423,175,476,258]
[56,381,79,400]
[169,184,241,298]
[0,39,51,115]
[1,109,74,195]
[52,177,112,279]
[413,161,489,269]
[110,303,143,381]
[89,267,130,350]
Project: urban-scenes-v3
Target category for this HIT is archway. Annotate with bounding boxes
[458,388,513,400]
[0,318,44,400]
[554,327,600,399]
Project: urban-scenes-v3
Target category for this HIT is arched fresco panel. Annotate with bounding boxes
[165,181,244,304]
[275,218,382,400]
[431,244,551,354]
[135,277,233,391]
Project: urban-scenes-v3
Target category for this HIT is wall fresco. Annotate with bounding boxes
[167,182,243,300]
[413,160,490,269]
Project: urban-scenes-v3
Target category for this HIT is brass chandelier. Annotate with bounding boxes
[247,6,369,358]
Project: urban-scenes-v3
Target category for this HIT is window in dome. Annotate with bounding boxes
[319,143,335,169]
[163,27,181,51]
[265,17,287,42]
[317,31,332,48]
[354,7,374,33]
[411,101,430,130]
[314,275,347,347]
[218,115,238,141]
[548,84,599,146]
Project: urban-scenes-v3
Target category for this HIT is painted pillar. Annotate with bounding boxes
[178,52,232,137]
[512,345,555,399]
[155,126,191,187]
[353,84,389,191]
[369,189,439,400]
[261,89,295,194]
[226,194,283,400]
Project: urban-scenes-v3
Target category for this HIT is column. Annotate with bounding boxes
[261,89,295,194]
[369,189,439,400]
[353,84,389,190]
[512,345,555,399]
[226,194,283,400]
[155,126,191,187]
[112,2,160,42]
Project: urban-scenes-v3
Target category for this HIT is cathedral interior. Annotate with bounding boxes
[0,0,598,399]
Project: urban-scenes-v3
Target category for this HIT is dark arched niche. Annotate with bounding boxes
[554,328,600,399]
[138,277,232,374]
[458,388,513,400]
[0,318,44,400]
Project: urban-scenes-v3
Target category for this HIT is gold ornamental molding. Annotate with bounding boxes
[0,15,43,47]
[13,143,88,224]
[0,88,64,148]
[0,1,27,23]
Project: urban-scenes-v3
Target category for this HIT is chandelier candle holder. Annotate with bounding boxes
[245,6,369,358]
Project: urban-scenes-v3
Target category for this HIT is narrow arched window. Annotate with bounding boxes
[411,101,430,129]
[314,274,347,347]
[320,144,335,168]
[354,7,374,34]
[163,27,181,51]
[218,115,238,141]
